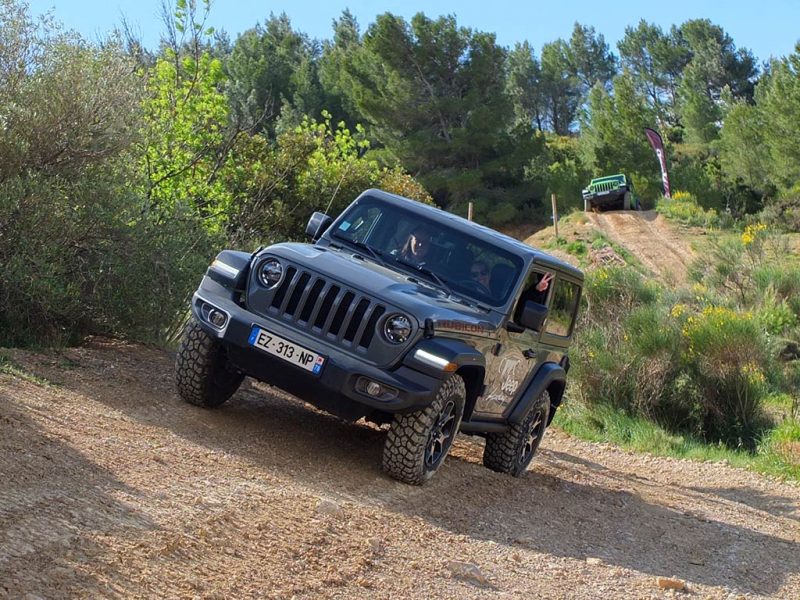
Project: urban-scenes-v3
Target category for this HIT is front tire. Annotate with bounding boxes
[175,319,244,408]
[483,390,550,477]
[382,374,466,485]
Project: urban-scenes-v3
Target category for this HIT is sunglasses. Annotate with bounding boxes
[471,268,488,277]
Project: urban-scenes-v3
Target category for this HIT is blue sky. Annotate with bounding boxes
[27,0,800,62]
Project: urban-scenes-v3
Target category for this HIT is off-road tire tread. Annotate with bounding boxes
[382,374,466,485]
[175,319,243,408]
[483,391,550,477]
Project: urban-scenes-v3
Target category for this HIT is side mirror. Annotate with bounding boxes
[517,300,548,332]
[306,212,333,240]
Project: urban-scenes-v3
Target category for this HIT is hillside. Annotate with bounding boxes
[525,210,697,284]
[1,211,799,600]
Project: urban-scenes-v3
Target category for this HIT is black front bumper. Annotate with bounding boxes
[191,288,442,418]
[584,189,626,208]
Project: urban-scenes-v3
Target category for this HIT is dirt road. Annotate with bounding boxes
[1,339,798,599]
[586,211,696,284]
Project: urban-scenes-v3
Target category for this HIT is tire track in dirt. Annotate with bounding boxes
[587,210,696,284]
[1,340,799,599]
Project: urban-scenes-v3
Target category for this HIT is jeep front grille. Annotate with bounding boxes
[265,266,386,351]
[593,181,619,192]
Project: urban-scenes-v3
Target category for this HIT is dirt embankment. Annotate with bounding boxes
[1,339,799,599]
[586,210,697,285]
[526,210,698,285]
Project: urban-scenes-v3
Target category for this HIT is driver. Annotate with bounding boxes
[395,226,433,266]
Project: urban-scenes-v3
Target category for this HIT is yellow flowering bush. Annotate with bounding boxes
[681,306,769,442]
[656,190,720,228]
[741,222,767,246]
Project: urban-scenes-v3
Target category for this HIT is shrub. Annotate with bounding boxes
[565,240,588,256]
[761,187,800,233]
[656,190,720,228]
[681,306,770,445]
[581,266,658,324]
[0,171,215,346]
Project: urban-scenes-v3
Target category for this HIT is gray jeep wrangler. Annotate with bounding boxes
[175,189,583,485]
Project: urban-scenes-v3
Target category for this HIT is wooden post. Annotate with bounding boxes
[467,202,474,221]
[551,193,559,240]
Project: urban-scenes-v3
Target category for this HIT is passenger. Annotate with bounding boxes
[530,271,553,303]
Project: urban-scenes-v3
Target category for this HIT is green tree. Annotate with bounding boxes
[318,9,366,129]
[618,21,690,126]
[336,12,531,212]
[140,0,239,234]
[506,42,544,131]
[675,19,757,144]
[568,22,616,95]
[580,72,659,198]
[718,98,769,195]
[539,39,580,135]
[678,62,722,144]
[226,114,431,246]
[754,47,800,189]
[678,19,757,102]
[225,13,323,137]
[0,0,212,345]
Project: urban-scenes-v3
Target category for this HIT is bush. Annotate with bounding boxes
[581,266,658,324]
[0,171,215,346]
[761,187,800,232]
[681,306,770,445]
[656,190,720,228]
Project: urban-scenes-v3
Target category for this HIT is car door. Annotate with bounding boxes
[475,267,550,418]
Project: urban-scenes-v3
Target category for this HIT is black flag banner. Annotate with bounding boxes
[644,127,671,198]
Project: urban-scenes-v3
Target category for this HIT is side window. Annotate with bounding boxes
[544,279,580,337]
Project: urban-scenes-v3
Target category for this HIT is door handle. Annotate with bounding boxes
[523,349,536,360]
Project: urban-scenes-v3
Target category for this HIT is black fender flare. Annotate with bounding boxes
[403,337,485,421]
[402,337,485,380]
[508,362,566,425]
[200,250,252,300]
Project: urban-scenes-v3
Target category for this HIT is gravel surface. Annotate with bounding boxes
[1,338,799,599]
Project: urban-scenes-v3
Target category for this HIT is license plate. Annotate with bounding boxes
[248,326,326,374]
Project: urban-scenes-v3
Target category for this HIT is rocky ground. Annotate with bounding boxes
[1,338,798,599]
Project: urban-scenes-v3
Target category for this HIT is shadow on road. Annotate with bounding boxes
[0,392,157,598]
[14,339,800,597]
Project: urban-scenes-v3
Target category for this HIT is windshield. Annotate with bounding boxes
[329,198,524,307]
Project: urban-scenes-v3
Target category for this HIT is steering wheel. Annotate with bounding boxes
[456,279,492,296]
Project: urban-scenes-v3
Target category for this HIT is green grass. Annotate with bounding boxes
[554,398,800,481]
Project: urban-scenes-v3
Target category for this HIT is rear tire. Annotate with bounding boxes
[483,390,550,477]
[382,374,466,485]
[175,319,244,408]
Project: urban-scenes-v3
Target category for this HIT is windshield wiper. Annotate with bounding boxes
[330,234,386,266]
[394,257,453,296]
[350,241,386,265]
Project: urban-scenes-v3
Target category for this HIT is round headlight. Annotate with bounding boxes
[383,314,412,344]
[258,258,283,288]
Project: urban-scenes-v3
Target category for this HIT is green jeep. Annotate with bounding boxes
[582,174,639,211]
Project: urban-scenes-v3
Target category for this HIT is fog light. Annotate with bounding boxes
[208,309,227,328]
[366,381,382,396]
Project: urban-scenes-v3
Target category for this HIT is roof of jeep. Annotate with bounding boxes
[346,189,584,281]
